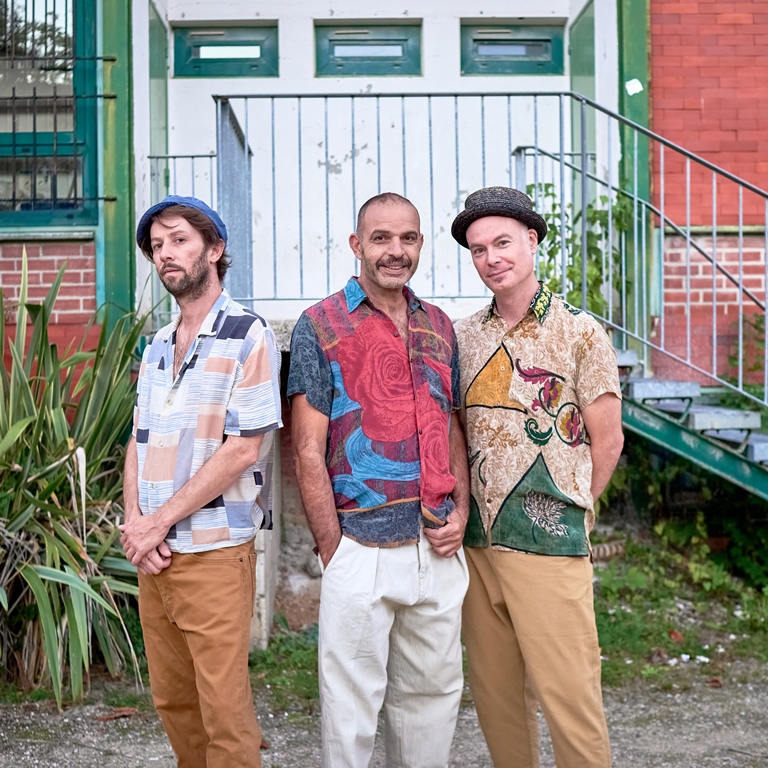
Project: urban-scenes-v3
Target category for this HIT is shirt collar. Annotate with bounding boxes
[343,277,425,314]
[158,289,231,341]
[482,282,553,326]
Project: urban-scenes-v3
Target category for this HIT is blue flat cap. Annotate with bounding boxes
[136,195,227,247]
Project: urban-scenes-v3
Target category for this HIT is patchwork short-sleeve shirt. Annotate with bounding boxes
[133,290,282,553]
[455,284,622,557]
[287,277,460,547]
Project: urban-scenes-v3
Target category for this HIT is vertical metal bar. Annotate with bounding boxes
[209,154,214,208]
[454,95,461,295]
[738,185,744,391]
[711,172,717,375]
[558,94,566,290]
[298,98,304,298]
[376,96,381,193]
[533,97,540,212]
[641,205,648,354]
[11,86,16,208]
[52,84,58,204]
[428,96,436,297]
[660,144,665,349]
[507,95,512,187]
[621,231,627,344]
[685,157,691,363]
[580,98,588,310]
[191,156,196,198]
[350,96,356,228]
[633,131,639,336]
[764,198,768,403]
[401,95,407,198]
[607,114,614,328]
[271,98,277,298]
[324,96,331,296]
[32,86,38,208]
[481,95,486,188]
[352,97,358,275]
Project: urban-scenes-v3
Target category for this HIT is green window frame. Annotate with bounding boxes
[315,24,421,77]
[460,24,564,76]
[0,0,99,226]
[173,26,278,78]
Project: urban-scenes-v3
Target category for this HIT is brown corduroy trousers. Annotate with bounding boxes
[138,539,262,768]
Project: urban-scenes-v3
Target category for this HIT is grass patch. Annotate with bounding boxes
[102,690,155,712]
[250,618,319,714]
[594,535,768,686]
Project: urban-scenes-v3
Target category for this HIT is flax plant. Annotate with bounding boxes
[0,248,147,708]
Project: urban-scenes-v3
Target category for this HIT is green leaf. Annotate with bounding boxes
[0,586,7,611]
[0,416,36,457]
[30,565,117,616]
[20,565,63,709]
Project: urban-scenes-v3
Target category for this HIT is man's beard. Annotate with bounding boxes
[159,247,212,301]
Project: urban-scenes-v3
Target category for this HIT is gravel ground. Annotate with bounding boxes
[3,521,768,767]
[2,665,768,767]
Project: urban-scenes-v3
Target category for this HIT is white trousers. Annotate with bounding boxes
[318,533,469,768]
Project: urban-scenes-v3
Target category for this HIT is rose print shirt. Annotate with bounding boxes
[455,284,622,557]
[287,277,461,547]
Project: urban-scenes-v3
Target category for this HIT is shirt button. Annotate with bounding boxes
[166,398,173,406]
[494,401,500,406]
[486,498,492,504]
[158,440,164,447]
[393,332,399,337]
[418,429,423,435]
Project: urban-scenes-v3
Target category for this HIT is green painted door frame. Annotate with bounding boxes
[101,0,135,319]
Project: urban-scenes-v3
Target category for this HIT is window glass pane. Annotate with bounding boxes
[0,155,82,212]
[332,43,403,58]
[198,44,261,60]
[477,42,548,58]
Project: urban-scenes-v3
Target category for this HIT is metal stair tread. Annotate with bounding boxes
[626,378,701,400]
[652,402,762,431]
[616,349,639,368]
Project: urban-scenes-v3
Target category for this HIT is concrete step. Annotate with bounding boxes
[701,430,768,462]
[626,378,700,401]
[656,402,762,431]
[747,434,768,463]
[616,349,639,368]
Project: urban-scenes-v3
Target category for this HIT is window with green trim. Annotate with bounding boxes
[460,24,564,75]
[173,26,278,78]
[315,25,421,77]
[0,0,98,226]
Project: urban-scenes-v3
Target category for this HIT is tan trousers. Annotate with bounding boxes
[138,539,262,768]
[463,546,611,768]
[318,533,469,768]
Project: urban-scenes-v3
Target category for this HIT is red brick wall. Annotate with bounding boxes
[651,0,768,226]
[1,241,100,362]
[652,234,765,383]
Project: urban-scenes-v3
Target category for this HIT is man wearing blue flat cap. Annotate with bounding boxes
[120,196,282,767]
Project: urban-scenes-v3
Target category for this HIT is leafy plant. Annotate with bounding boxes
[528,182,634,316]
[0,248,148,708]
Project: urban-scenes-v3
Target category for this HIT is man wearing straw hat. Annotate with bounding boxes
[452,186,624,767]
[120,195,282,768]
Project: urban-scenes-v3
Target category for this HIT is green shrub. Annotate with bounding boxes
[0,248,147,708]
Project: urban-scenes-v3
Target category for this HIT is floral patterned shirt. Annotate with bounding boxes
[287,277,460,547]
[455,284,622,556]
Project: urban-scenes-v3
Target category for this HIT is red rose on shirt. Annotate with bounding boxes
[336,318,417,442]
[416,383,454,509]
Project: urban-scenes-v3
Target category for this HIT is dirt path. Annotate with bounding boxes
[1,661,768,767]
